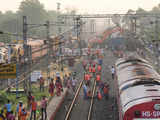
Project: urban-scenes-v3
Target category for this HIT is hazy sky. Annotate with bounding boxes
[1,0,160,14]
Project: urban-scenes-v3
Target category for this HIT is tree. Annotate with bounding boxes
[136,8,147,15]
[18,0,48,24]
[151,4,160,14]
[48,10,57,21]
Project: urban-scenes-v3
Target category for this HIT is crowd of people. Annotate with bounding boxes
[0,72,69,120]
[82,52,110,101]
[0,91,48,120]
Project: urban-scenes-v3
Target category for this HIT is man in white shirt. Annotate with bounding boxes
[111,66,115,80]
[71,77,77,92]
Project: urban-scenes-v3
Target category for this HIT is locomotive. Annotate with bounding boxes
[115,55,160,120]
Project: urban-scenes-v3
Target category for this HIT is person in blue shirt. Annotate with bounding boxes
[83,84,88,99]
[5,100,11,113]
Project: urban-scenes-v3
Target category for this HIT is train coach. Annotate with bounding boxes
[115,56,160,120]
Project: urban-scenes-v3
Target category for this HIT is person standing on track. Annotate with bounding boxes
[88,64,92,73]
[96,73,101,86]
[82,60,87,71]
[92,64,96,78]
[84,72,91,86]
[103,84,109,100]
[97,64,102,73]
[97,90,102,100]
[64,74,68,87]
[83,83,88,99]
[71,76,77,93]
[98,58,103,65]
[111,66,115,80]
[67,76,71,89]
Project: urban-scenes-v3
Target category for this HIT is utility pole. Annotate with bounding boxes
[57,2,63,71]
[76,17,82,56]
[46,21,51,82]
[154,17,160,69]
[134,17,137,35]
[23,16,32,92]
[155,17,158,42]
[23,16,28,93]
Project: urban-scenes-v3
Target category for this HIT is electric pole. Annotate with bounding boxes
[46,21,51,82]
[76,17,82,56]
[23,16,28,93]
[57,2,63,71]
[23,16,32,92]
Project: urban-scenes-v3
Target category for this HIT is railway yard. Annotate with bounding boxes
[1,1,160,120]
[54,50,119,120]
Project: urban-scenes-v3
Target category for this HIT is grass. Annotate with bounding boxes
[0,83,50,116]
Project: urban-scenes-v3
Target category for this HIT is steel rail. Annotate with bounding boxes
[87,79,97,120]
[65,79,84,120]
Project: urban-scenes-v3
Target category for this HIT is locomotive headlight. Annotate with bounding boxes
[154,104,160,111]
[134,110,141,117]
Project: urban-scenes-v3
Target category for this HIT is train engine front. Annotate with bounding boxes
[115,56,160,120]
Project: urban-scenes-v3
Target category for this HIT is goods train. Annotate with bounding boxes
[8,40,48,63]
[9,36,60,63]
[115,55,160,120]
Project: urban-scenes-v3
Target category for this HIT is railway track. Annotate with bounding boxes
[64,75,97,120]
[64,77,84,120]
[87,78,96,120]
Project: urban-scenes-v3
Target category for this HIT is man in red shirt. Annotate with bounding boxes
[103,84,109,100]
[96,73,101,86]
[49,79,55,97]
[88,65,92,73]
[30,97,37,120]
[84,73,91,86]
[97,65,102,73]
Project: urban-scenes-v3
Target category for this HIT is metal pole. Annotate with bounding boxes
[46,21,50,82]
[16,63,19,98]
[23,16,28,93]
[155,18,158,41]
[79,20,83,56]
[7,45,11,92]
[28,45,32,90]
[76,17,82,56]
[134,18,137,35]
[57,2,63,71]
[155,17,160,69]
[23,16,27,45]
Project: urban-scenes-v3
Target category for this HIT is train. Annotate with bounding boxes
[8,36,60,63]
[115,55,160,120]
[8,40,48,63]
